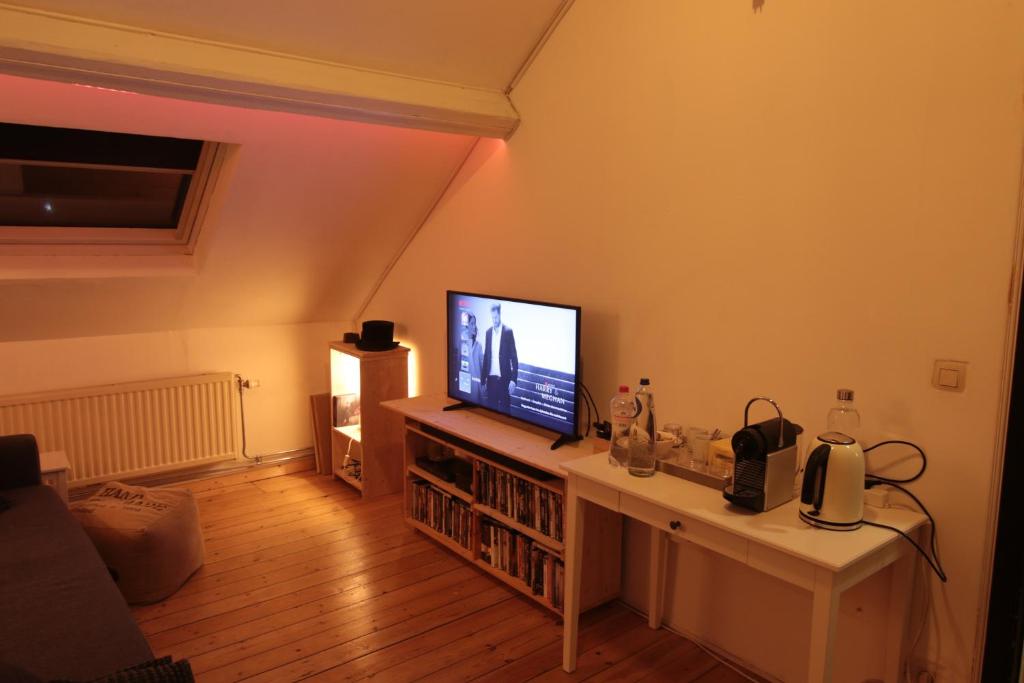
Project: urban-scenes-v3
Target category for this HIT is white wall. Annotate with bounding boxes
[0,321,343,458]
[361,2,1024,681]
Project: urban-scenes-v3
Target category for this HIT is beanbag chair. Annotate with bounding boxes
[71,482,204,604]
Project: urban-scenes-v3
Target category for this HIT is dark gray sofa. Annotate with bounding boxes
[0,434,154,681]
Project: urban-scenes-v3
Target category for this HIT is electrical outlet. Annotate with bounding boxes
[908,656,945,683]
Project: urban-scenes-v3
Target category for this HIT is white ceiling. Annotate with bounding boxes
[1,0,567,90]
[0,1,569,341]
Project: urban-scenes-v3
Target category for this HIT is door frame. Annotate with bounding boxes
[977,146,1024,681]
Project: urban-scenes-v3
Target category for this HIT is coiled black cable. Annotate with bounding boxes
[863,439,927,483]
[579,382,603,437]
[863,440,946,582]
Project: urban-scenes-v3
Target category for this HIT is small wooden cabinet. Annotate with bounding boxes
[383,395,622,616]
[329,342,409,498]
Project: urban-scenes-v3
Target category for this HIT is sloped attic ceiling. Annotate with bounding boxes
[0,1,570,342]
[0,0,563,90]
[0,74,476,341]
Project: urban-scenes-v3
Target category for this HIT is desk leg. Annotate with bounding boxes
[884,531,918,682]
[561,475,585,673]
[649,525,667,629]
[807,570,840,683]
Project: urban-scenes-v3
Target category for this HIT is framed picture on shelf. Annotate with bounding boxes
[333,393,361,427]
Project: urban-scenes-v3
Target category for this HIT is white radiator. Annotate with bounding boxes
[0,373,240,485]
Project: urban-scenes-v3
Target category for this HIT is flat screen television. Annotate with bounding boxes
[446,291,581,448]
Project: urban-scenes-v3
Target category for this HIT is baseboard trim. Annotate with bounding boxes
[68,448,314,501]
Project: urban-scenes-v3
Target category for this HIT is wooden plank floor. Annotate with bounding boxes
[131,466,750,683]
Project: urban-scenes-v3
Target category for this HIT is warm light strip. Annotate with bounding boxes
[405,342,421,397]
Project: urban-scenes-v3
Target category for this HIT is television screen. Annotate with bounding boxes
[447,291,581,437]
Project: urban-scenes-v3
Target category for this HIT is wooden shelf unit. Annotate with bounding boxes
[329,342,409,498]
[407,463,473,504]
[383,394,622,616]
[406,517,474,561]
[473,557,562,612]
[472,503,565,554]
[334,463,364,492]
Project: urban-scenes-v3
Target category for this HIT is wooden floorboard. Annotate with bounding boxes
[184,565,485,671]
[173,512,408,594]
[139,541,441,636]
[150,555,461,656]
[692,666,753,683]
[132,469,753,683]
[138,531,427,627]
[142,507,409,603]
[471,604,638,682]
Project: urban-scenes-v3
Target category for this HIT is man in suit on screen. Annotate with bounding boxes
[482,303,518,413]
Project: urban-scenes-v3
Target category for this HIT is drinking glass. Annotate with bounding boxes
[628,431,656,477]
[663,423,684,447]
[686,427,710,471]
[660,423,683,461]
[709,451,734,479]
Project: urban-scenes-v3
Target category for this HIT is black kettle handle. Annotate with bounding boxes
[801,444,831,510]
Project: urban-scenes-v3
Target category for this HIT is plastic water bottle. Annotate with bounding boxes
[628,378,657,477]
[608,385,634,467]
[826,388,861,441]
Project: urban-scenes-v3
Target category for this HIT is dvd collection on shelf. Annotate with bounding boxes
[475,461,564,542]
[480,516,565,610]
[409,480,472,550]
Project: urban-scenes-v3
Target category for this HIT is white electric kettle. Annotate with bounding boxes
[798,432,865,530]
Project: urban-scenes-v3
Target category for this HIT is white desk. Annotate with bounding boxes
[560,454,926,683]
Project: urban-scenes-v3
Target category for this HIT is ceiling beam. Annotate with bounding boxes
[0,3,519,138]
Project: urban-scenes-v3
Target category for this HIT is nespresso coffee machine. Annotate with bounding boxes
[723,396,803,512]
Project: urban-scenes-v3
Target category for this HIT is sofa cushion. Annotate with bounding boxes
[0,485,152,680]
[0,660,43,683]
[0,434,42,490]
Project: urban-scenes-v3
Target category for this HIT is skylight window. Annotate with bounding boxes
[0,123,225,252]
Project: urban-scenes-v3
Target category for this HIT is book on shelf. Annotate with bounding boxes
[479,516,564,610]
[332,393,360,427]
[414,456,472,494]
[476,461,563,542]
[410,479,472,550]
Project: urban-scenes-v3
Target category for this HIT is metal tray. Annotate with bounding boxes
[656,457,731,490]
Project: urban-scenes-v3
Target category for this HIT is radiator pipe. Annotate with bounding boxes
[235,374,261,463]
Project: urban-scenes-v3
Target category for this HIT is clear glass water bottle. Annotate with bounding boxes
[628,378,657,477]
[608,385,634,467]
[826,388,861,442]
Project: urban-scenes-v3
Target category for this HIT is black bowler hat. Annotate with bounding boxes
[355,320,400,351]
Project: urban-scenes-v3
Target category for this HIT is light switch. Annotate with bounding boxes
[932,360,967,393]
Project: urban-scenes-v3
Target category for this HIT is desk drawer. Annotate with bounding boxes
[620,494,747,563]
[748,543,815,591]
[576,476,620,511]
